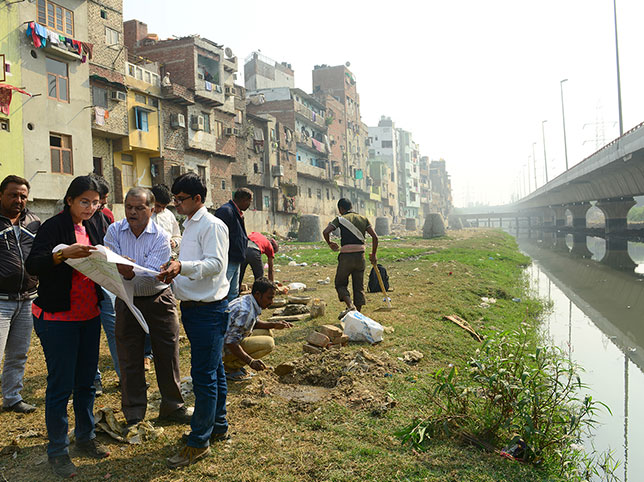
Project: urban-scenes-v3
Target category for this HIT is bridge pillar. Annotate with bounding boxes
[601,237,636,271]
[566,202,591,229]
[596,197,636,234]
[551,205,567,227]
[570,233,593,258]
[541,208,555,229]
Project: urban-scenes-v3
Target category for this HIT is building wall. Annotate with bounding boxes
[296,177,340,218]
[18,0,93,216]
[0,2,25,179]
[244,52,294,91]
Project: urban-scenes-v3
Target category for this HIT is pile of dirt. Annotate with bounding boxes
[278,348,405,388]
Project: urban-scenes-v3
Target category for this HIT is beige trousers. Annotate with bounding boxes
[223,329,275,371]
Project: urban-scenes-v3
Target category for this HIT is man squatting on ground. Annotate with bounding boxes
[0,175,40,414]
[157,173,231,468]
[104,187,190,430]
[223,277,292,381]
[323,198,378,318]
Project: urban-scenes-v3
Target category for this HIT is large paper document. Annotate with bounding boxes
[53,244,157,333]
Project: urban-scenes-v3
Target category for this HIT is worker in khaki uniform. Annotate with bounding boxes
[323,198,378,319]
[223,278,292,381]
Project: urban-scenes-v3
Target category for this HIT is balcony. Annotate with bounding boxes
[295,132,328,156]
[294,102,326,129]
[296,160,329,180]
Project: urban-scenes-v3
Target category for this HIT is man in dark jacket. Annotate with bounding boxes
[0,175,40,413]
[215,188,252,302]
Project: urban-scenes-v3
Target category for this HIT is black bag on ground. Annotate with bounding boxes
[368,264,390,293]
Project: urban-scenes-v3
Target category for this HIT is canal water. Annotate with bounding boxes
[517,234,644,482]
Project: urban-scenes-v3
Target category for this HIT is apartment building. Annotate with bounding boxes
[397,128,421,220]
[368,117,399,221]
[429,159,453,217]
[1,0,94,218]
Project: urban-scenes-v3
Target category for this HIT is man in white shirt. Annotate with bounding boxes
[157,173,230,469]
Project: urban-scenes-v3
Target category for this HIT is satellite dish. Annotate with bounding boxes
[345,61,350,67]
[225,47,234,58]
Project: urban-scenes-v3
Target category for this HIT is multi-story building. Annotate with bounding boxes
[368,117,399,221]
[246,86,339,219]
[397,128,421,220]
[244,51,294,91]
[419,156,432,218]
[124,19,239,208]
[430,159,453,217]
[88,0,128,212]
[312,64,370,214]
[1,0,94,218]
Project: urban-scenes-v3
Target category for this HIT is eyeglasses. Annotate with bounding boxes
[173,195,194,205]
[79,200,101,209]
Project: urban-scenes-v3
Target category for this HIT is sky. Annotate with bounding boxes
[123,0,644,208]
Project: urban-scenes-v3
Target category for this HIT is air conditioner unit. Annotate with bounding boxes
[224,127,234,136]
[224,85,235,95]
[190,115,204,131]
[170,113,185,128]
[110,90,126,102]
[271,165,284,177]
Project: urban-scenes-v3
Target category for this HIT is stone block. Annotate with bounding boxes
[274,362,295,376]
[303,343,322,354]
[317,324,343,341]
[298,215,322,242]
[306,331,330,348]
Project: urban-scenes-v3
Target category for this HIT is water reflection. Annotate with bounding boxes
[517,234,644,482]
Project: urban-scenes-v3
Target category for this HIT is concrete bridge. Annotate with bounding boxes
[456,121,644,234]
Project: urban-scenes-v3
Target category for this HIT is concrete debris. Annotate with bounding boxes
[303,343,323,354]
[400,350,424,364]
[287,295,311,304]
[383,326,395,334]
[274,304,310,316]
[274,362,295,376]
[317,324,343,340]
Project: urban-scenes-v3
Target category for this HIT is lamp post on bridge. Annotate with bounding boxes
[613,0,624,136]
[560,79,569,170]
[542,120,549,183]
[532,143,538,189]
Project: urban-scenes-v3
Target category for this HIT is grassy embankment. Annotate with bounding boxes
[0,229,556,481]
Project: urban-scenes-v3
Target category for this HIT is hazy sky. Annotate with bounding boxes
[123,0,644,207]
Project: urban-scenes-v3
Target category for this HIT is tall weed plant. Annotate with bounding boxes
[398,327,620,481]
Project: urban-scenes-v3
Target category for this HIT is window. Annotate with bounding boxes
[105,27,119,46]
[135,93,146,104]
[92,86,107,108]
[144,71,151,84]
[326,188,330,200]
[134,107,149,132]
[149,97,159,108]
[215,121,223,138]
[221,180,226,190]
[382,140,392,148]
[121,154,135,189]
[38,0,74,36]
[198,165,206,180]
[202,112,211,133]
[235,110,243,124]
[93,157,103,176]
[317,189,322,200]
[47,57,68,102]
[264,195,270,208]
[100,10,107,19]
[307,188,311,198]
[50,133,72,174]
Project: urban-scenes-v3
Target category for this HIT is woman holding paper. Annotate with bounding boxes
[25,175,110,479]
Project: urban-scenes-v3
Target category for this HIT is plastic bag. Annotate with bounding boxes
[342,311,384,344]
[287,282,306,292]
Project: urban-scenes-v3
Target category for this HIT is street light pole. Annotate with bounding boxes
[613,0,624,136]
[542,120,549,183]
[527,156,532,193]
[560,79,569,170]
[532,142,538,189]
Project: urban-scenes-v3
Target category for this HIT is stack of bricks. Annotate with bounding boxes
[302,325,349,354]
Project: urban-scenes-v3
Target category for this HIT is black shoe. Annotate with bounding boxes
[3,400,36,413]
[76,438,110,459]
[94,379,103,397]
[158,406,193,424]
[48,454,77,478]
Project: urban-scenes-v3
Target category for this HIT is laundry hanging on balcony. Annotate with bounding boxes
[0,83,32,115]
[25,22,93,63]
[311,138,325,153]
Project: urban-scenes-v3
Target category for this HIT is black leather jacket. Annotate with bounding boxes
[0,209,41,297]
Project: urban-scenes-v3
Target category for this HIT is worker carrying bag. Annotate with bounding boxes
[367,264,390,293]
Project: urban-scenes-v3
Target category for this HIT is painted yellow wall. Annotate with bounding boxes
[113,151,152,191]
[0,3,24,179]
[124,89,160,152]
